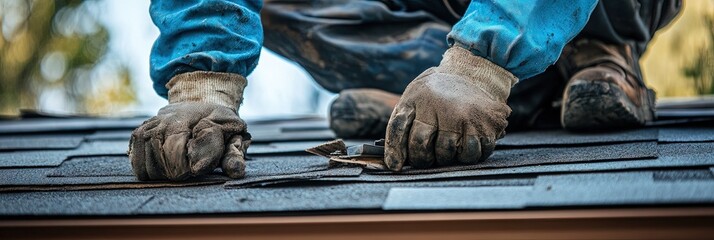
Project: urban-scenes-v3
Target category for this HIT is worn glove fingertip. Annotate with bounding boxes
[457,135,481,165]
[221,135,247,179]
[384,106,416,171]
[222,157,246,179]
[129,135,150,181]
[478,137,497,162]
[435,130,460,166]
[407,120,437,169]
[129,119,160,181]
[187,127,224,176]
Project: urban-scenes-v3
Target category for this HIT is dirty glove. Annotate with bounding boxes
[129,71,251,181]
[384,46,517,171]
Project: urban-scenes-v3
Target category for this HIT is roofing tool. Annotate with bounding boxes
[306,139,388,170]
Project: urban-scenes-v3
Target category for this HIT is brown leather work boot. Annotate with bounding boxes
[329,89,400,138]
[560,39,656,131]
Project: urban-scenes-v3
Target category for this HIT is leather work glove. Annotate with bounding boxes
[384,46,517,171]
[129,71,251,181]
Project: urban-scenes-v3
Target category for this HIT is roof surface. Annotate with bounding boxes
[1,101,714,217]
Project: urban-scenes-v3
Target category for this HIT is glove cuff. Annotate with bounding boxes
[166,71,247,111]
[439,46,518,102]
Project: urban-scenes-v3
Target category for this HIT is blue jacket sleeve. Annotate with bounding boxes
[447,0,597,80]
[149,0,263,98]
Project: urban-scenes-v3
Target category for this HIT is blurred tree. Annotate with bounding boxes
[0,0,135,116]
[682,13,714,95]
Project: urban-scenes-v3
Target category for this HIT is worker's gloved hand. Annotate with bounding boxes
[129,71,250,181]
[384,47,517,171]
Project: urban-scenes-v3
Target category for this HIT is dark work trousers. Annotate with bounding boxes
[261,0,681,130]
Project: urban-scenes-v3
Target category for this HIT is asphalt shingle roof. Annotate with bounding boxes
[1,103,714,217]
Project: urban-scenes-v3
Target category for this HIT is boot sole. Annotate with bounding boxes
[561,80,655,132]
[329,90,396,138]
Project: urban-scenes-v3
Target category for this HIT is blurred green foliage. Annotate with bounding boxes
[0,0,134,116]
[682,14,714,95]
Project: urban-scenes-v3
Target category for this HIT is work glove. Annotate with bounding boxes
[384,46,517,171]
[129,71,251,181]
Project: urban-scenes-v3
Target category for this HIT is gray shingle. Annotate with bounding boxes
[0,140,128,168]
[381,172,714,211]
[653,169,714,181]
[0,156,228,191]
[0,134,85,150]
[138,184,386,214]
[534,172,654,185]
[1,155,337,190]
[383,187,531,210]
[136,191,237,214]
[248,120,334,143]
[659,127,714,143]
[658,142,714,156]
[498,129,657,147]
[3,115,714,216]
[247,153,714,187]
[31,154,334,179]
[141,179,533,214]
[46,156,134,177]
[0,192,152,215]
[0,168,57,185]
[247,140,370,155]
[0,151,73,168]
[250,129,336,143]
[247,141,326,155]
[0,118,145,134]
[245,155,330,177]
[85,130,132,141]
[380,141,657,175]
[529,181,714,207]
[0,179,527,216]
[225,167,363,188]
[656,109,714,118]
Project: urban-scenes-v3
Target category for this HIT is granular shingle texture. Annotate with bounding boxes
[0,117,144,134]
[374,141,657,175]
[383,187,531,210]
[0,193,152,215]
[0,134,85,150]
[659,127,714,143]
[498,128,657,147]
[0,140,128,168]
[1,114,714,217]
[46,156,134,177]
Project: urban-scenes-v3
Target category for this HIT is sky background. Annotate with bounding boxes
[92,0,335,119]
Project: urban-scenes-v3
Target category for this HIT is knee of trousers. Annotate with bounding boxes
[260,1,450,94]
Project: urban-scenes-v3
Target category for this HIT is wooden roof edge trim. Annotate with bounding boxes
[3,207,714,227]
